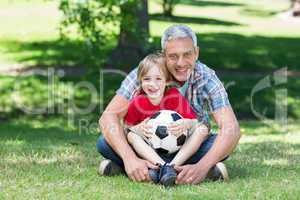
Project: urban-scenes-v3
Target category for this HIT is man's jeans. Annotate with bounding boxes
[96,134,224,170]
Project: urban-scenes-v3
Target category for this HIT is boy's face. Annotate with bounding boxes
[164,37,199,83]
[141,64,166,104]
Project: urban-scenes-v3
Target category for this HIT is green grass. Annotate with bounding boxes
[0,117,299,199]
[0,0,108,68]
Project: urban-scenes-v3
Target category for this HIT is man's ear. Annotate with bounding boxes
[195,46,200,59]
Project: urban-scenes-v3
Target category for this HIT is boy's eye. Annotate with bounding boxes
[143,78,150,81]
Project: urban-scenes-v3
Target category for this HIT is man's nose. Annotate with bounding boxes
[176,56,185,66]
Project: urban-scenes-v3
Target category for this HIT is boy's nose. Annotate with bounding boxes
[149,81,158,88]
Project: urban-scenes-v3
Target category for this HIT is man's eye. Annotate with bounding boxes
[184,52,192,57]
[169,54,177,59]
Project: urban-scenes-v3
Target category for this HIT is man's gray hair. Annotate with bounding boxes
[161,25,197,50]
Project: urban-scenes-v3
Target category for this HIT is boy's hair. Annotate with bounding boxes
[137,52,170,83]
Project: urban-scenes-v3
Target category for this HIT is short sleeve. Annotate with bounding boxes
[204,73,230,112]
[116,68,139,101]
[124,98,141,126]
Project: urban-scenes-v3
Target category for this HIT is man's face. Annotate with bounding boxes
[164,37,199,83]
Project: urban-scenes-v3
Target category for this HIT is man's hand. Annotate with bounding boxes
[124,157,158,182]
[174,163,210,185]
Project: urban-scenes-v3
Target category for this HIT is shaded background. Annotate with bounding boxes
[0,0,299,122]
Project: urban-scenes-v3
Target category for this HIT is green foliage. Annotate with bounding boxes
[58,0,148,65]
[59,0,119,46]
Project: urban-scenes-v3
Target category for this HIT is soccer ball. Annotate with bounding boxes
[146,110,187,154]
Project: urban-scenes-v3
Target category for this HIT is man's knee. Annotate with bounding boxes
[96,135,110,154]
[96,135,125,168]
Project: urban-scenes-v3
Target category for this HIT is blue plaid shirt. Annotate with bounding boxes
[116,61,231,127]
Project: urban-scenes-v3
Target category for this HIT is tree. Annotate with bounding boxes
[161,0,180,17]
[59,0,150,69]
[109,0,150,69]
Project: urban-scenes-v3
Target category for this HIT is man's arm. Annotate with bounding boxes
[99,94,156,182]
[175,106,240,184]
[197,69,241,170]
[197,106,240,168]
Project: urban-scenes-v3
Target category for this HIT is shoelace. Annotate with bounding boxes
[158,163,175,180]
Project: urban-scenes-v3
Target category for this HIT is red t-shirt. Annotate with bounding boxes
[124,87,197,126]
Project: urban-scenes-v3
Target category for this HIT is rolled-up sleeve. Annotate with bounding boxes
[116,68,139,101]
[205,73,230,112]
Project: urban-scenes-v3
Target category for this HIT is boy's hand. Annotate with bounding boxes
[131,117,153,138]
[168,119,194,137]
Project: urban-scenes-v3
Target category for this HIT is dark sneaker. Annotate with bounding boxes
[206,162,229,181]
[149,168,160,183]
[98,159,123,176]
[159,163,177,186]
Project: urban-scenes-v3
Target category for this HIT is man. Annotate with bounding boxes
[97,25,241,185]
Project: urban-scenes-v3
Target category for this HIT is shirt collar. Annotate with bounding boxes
[189,60,202,84]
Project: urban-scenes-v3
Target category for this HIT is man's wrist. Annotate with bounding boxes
[196,156,216,170]
[122,148,139,161]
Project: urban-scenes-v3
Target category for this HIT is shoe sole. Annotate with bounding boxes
[98,159,111,175]
[216,162,229,181]
[160,174,177,187]
[98,159,122,176]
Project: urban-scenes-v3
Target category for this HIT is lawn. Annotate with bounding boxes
[0,117,299,199]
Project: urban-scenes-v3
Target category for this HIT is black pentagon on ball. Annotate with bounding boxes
[171,113,182,121]
[150,112,160,119]
[155,125,168,139]
[155,148,169,155]
[177,134,186,146]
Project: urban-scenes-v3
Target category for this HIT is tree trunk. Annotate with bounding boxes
[108,0,149,70]
[162,0,174,17]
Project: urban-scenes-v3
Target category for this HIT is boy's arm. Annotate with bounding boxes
[186,119,210,136]
[169,118,210,137]
[126,118,152,138]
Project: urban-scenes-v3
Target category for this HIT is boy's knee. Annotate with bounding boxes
[127,132,135,144]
